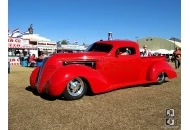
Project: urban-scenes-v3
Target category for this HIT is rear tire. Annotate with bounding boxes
[63,77,87,100]
[156,72,165,85]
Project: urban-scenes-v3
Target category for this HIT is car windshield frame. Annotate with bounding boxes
[85,43,113,53]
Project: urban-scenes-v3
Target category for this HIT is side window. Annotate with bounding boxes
[116,47,136,55]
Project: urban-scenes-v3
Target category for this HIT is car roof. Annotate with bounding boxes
[95,40,138,48]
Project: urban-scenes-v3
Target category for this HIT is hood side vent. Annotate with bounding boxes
[63,61,96,69]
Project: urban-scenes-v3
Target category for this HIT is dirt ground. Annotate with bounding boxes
[8,63,181,130]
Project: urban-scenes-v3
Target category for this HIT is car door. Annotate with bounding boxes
[109,47,142,85]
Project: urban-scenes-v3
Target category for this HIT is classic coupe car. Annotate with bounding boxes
[30,40,177,100]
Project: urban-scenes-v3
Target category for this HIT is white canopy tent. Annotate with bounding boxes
[149,50,157,54]
[140,48,175,55]
[168,50,175,54]
[154,49,170,54]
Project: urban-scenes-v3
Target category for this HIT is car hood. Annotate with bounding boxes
[51,52,108,61]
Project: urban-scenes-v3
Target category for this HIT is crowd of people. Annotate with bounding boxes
[8,51,48,74]
[26,52,48,67]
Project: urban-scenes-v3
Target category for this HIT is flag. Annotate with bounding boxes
[11,28,19,37]
[16,31,30,38]
[21,31,30,35]
[12,28,19,34]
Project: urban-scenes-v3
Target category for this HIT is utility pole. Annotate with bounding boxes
[108,32,113,40]
[135,36,139,43]
[83,37,85,45]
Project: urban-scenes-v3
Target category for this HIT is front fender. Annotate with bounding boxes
[30,67,40,88]
[47,65,111,96]
[146,61,177,81]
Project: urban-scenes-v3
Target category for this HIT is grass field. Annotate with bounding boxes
[8,63,181,130]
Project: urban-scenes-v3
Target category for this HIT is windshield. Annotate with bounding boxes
[85,43,113,53]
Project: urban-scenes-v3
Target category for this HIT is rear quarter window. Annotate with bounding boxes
[116,47,136,55]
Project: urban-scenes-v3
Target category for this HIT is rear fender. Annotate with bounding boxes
[30,67,40,88]
[146,61,177,81]
[48,64,110,96]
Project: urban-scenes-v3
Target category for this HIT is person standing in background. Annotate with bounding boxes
[142,45,152,57]
[173,47,181,69]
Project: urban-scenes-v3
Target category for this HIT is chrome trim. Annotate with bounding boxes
[64,61,95,64]
[43,81,49,93]
[36,57,49,91]
[63,61,96,68]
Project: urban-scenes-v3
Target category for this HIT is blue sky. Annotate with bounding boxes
[8,0,181,44]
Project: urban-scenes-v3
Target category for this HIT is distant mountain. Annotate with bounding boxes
[169,37,181,42]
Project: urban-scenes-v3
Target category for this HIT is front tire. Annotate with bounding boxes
[63,77,87,100]
[156,72,165,85]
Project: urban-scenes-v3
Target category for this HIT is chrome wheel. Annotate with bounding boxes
[66,77,84,97]
[157,72,165,84]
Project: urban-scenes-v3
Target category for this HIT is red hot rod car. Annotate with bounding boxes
[30,40,177,100]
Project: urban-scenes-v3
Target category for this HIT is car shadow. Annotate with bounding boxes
[142,80,169,87]
[25,86,57,101]
[25,86,40,96]
[90,80,169,96]
[25,80,169,100]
